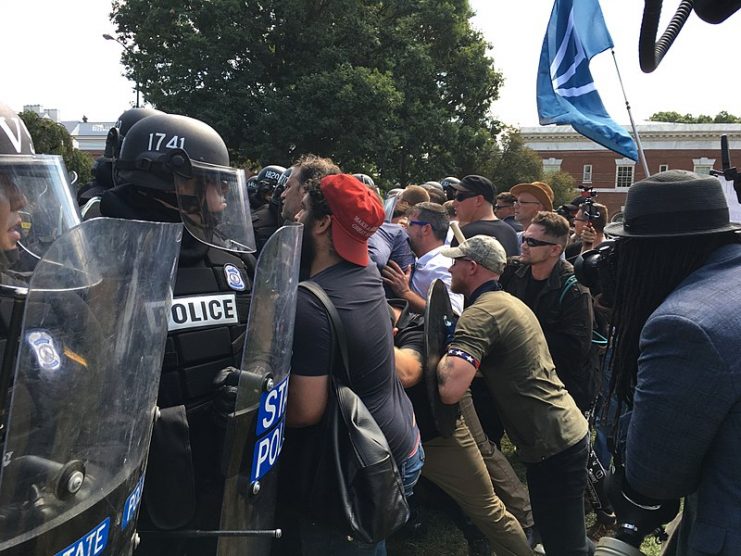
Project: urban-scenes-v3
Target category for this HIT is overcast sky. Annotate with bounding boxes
[2,1,740,125]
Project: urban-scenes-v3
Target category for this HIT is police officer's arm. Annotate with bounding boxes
[286,374,328,427]
[437,354,476,404]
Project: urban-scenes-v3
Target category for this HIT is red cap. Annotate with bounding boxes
[320,174,384,266]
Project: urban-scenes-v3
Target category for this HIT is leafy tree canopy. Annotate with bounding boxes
[648,110,741,124]
[490,128,544,191]
[544,170,577,209]
[19,111,93,186]
[110,0,503,187]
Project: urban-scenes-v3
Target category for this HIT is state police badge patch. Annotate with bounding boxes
[26,330,62,371]
[224,263,246,291]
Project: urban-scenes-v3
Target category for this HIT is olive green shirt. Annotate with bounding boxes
[451,290,587,463]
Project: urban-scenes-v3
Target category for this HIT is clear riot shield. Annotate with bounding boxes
[0,218,182,556]
[217,222,302,556]
[383,196,397,223]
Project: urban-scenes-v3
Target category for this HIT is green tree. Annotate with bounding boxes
[649,111,739,123]
[489,128,543,190]
[543,170,577,209]
[19,111,93,186]
[713,110,741,123]
[110,0,503,187]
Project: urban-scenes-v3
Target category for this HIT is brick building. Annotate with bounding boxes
[520,123,741,220]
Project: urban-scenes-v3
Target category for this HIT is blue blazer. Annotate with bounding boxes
[626,243,741,555]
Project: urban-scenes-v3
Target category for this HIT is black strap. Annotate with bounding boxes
[299,281,353,388]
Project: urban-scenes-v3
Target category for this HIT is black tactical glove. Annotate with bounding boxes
[606,464,680,546]
[212,366,241,429]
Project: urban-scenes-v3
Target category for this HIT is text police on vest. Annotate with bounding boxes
[167,293,239,332]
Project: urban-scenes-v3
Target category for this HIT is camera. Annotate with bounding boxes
[574,239,618,307]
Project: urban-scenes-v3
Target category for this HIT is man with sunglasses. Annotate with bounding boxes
[436,235,591,556]
[449,175,519,256]
[381,202,463,315]
[510,181,554,233]
[494,192,523,232]
[500,212,597,412]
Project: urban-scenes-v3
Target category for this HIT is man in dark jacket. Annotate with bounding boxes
[500,211,596,411]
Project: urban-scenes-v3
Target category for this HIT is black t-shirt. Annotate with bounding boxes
[455,219,520,257]
[292,261,417,465]
[523,272,548,309]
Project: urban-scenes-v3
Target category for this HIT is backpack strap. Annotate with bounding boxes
[299,280,353,387]
[558,274,579,305]
[558,274,608,346]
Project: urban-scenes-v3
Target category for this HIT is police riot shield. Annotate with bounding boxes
[383,196,397,223]
[217,222,302,555]
[0,217,182,555]
[424,279,459,438]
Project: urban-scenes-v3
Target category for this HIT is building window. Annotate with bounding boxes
[615,158,636,188]
[542,157,562,173]
[693,157,715,175]
[659,164,669,172]
[582,164,592,184]
[616,166,634,187]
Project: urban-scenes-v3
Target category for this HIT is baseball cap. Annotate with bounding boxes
[450,175,496,203]
[441,235,507,272]
[320,174,385,266]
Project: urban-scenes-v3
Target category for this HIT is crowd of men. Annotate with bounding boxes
[1,100,739,556]
[262,158,740,556]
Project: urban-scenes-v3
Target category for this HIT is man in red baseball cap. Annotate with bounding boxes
[282,174,422,554]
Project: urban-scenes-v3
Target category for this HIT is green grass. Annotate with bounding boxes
[387,436,667,555]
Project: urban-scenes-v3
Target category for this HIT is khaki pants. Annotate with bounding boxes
[422,417,533,556]
[460,390,535,529]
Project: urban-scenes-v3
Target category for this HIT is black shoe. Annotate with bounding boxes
[524,525,540,549]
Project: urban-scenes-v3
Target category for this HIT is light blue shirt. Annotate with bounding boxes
[410,245,464,315]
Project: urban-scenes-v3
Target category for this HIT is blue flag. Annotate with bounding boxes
[537,0,638,160]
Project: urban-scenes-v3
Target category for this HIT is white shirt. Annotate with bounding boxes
[410,245,464,315]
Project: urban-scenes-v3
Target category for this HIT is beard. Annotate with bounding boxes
[298,220,316,280]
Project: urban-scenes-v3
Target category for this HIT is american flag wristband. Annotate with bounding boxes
[447,348,480,370]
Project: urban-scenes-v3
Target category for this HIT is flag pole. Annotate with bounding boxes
[611,49,651,179]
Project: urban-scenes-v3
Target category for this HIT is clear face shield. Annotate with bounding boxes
[0,155,80,283]
[174,161,256,253]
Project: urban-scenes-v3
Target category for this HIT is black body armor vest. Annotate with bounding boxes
[158,245,252,409]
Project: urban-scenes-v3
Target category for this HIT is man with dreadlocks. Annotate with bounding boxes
[601,170,741,554]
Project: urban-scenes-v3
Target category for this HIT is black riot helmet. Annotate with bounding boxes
[116,113,255,253]
[110,106,165,159]
[251,164,285,209]
[256,165,286,193]
[441,176,461,200]
[0,102,81,280]
[270,166,292,208]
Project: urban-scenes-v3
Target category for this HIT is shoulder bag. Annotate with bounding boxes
[296,281,410,544]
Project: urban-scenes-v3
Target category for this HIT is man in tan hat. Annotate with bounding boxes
[437,235,591,556]
[510,181,554,231]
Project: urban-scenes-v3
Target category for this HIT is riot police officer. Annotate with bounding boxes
[250,164,286,252]
[100,112,257,555]
[0,100,82,394]
[0,102,184,556]
[78,106,164,219]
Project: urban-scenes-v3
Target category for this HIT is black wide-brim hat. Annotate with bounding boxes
[604,169,741,238]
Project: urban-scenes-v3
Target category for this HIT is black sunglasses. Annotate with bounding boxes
[454,191,478,202]
[494,204,513,210]
[521,236,558,247]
